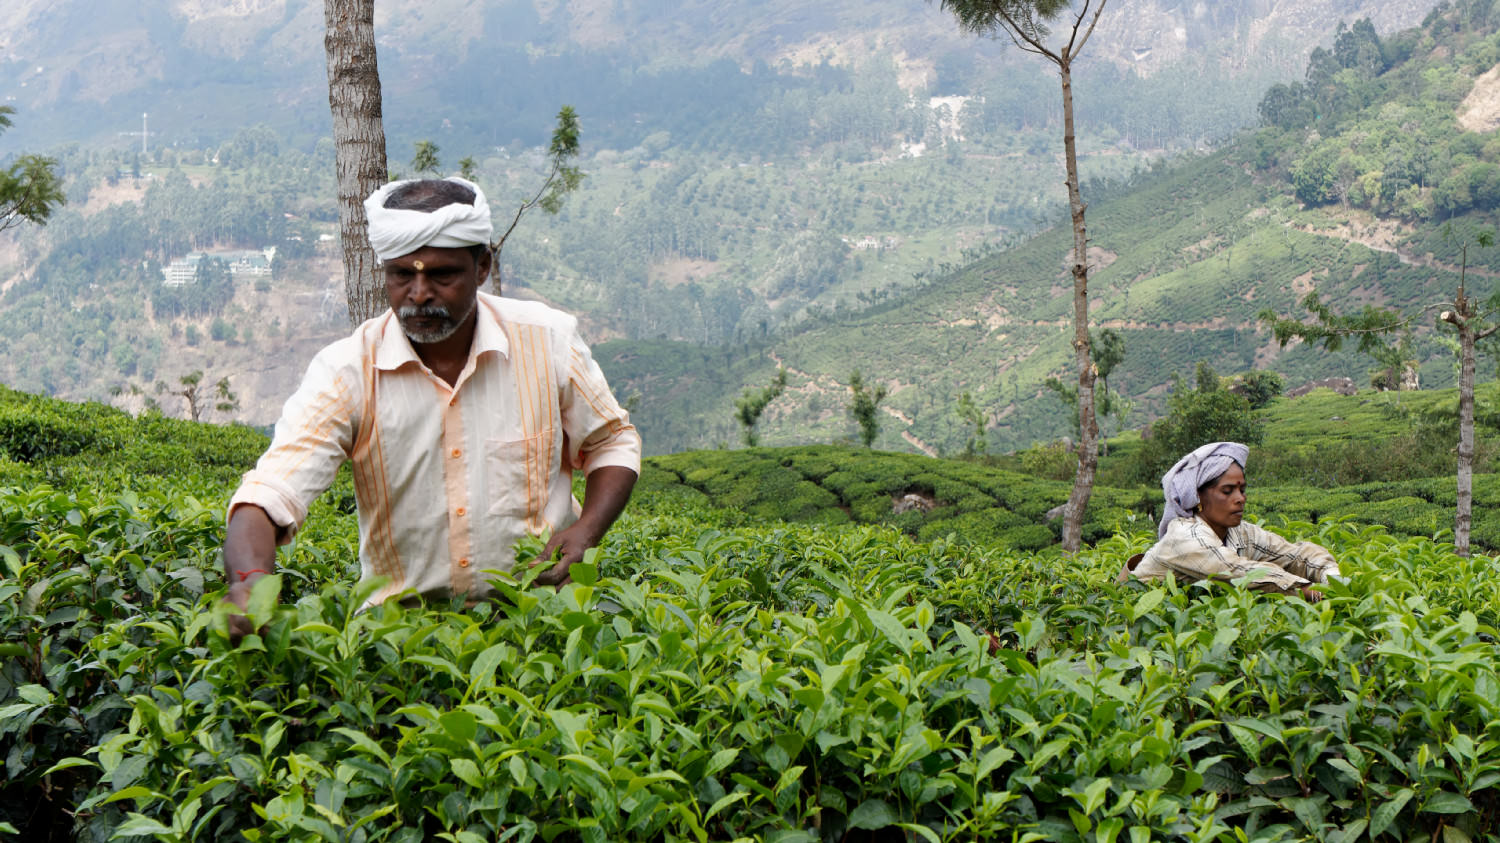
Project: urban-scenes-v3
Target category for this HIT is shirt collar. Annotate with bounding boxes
[372,292,510,372]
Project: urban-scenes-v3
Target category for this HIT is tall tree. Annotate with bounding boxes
[937,0,1109,551]
[411,140,441,175]
[848,370,888,448]
[955,391,987,457]
[490,106,585,287]
[735,368,788,446]
[1261,225,1496,556]
[324,0,389,324]
[0,106,65,233]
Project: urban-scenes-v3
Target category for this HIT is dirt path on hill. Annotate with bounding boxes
[1287,220,1500,279]
[766,350,939,454]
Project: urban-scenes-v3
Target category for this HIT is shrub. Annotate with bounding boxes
[0,408,95,462]
[1133,365,1264,483]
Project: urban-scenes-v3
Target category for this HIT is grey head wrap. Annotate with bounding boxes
[1158,441,1249,537]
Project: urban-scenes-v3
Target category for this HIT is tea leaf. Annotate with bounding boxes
[244,573,282,627]
[0,545,20,577]
[112,814,174,835]
[41,756,98,775]
[1443,826,1476,843]
[848,798,896,830]
[1370,788,1414,838]
[1131,589,1165,621]
[450,758,484,789]
[705,790,749,821]
[1422,791,1474,814]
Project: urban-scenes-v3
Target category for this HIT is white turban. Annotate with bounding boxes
[1158,441,1249,537]
[363,176,493,262]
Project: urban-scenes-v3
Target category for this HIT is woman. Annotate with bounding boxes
[1125,441,1338,601]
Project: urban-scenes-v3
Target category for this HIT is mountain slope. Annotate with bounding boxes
[605,4,1500,455]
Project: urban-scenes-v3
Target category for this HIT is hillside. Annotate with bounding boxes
[0,1,1469,455]
[602,4,1500,455]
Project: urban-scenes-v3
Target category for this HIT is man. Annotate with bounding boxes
[222,177,640,631]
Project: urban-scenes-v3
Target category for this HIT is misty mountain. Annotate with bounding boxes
[2,0,1433,154]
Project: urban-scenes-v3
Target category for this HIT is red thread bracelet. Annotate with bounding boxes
[237,568,272,582]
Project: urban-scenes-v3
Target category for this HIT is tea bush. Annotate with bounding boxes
[646,445,1500,552]
[6,388,1500,840]
[7,488,1500,840]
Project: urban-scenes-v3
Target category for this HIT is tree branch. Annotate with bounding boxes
[1068,0,1109,58]
[491,157,562,256]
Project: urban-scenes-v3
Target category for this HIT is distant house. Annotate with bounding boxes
[225,247,276,278]
[840,235,899,252]
[161,253,205,287]
[159,246,276,286]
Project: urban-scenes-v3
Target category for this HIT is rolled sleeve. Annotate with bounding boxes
[560,331,641,476]
[1241,522,1340,584]
[1139,518,1310,594]
[226,351,360,542]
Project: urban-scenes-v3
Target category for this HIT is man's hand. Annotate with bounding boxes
[532,521,599,587]
[223,505,281,645]
[530,466,637,588]
[225,580,259,645]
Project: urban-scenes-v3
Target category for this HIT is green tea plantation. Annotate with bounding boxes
[2,385,1499,841]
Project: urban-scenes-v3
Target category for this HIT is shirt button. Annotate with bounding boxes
[455,507,466,517]
[450,448,462,458]
[458,558,470,568]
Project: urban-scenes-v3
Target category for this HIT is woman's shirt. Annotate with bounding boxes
[1134,515,1339,594]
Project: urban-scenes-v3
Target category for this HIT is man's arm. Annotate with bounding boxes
[534,466,637,586]
[223,504,282,642]
[219,349,361,641]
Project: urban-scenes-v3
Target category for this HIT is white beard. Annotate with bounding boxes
[397,295,477,344]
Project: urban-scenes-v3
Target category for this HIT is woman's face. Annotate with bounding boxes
[1197,463,1246,539]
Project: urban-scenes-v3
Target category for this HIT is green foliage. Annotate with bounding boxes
[734,367,788,446]
[1234,370,1284,410]
[5,388,1500,840]
[411,140,441,175]
[1018,440,1077,482]
[1049,329,1130,441]
[1134,364,1264,483]
[10,390,1500,840]
[1257,11,1500,218]
[954,391,986,456]
[492,106,587,263]
[0,106,66,233]
[847,370,887,447]
[0,405,96,463]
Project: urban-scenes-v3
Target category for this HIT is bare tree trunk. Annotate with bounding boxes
[1456,317,1475,556]
[1059,59,1098,553]
[324,0,388,324]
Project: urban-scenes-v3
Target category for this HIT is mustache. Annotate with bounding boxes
[397,305,454,321]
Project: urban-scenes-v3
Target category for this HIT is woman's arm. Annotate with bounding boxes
[1239,521,1340,583]
[1144,519,1311,594]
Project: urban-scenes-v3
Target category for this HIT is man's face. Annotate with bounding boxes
[383,246,490,344]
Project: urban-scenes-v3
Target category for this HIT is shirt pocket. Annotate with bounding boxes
[485,429,556,524]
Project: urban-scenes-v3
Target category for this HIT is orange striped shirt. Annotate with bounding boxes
[228,293,641,606]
